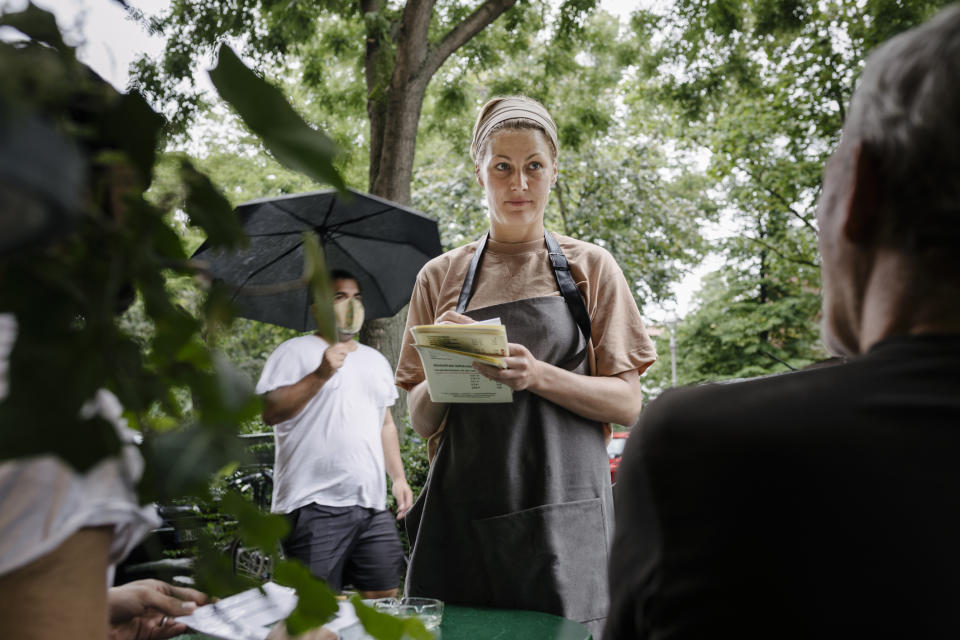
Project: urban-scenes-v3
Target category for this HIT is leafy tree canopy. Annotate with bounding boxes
[629,0,951,390]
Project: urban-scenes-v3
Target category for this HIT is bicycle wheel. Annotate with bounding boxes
[229,538,278,581]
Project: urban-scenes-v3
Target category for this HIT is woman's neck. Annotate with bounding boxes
[489,222,545,244]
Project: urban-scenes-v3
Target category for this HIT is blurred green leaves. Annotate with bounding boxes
[180,159,248,250]
[221,490,289,550]
[0,6,407,639]
[0,2,70,53]
[273,561,340,635]
[208,45,347,192]
[352,595,433,640]
[304,232,338,343]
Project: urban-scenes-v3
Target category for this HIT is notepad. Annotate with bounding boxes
[411,320,513,403]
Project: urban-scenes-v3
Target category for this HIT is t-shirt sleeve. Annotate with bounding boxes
[378,352,399,408]
[582,249,657,377]
[395,271,436,391]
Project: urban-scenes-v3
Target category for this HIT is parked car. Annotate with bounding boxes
[607,431,630,483]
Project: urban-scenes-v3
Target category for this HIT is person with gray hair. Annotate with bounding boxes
[607,6,960,639]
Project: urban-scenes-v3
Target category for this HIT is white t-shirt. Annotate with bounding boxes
[256,335,398,514]
[0,314,160,579]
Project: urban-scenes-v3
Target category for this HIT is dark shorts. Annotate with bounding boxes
[282,503,404,592]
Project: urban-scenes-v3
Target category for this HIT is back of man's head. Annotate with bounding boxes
[845,5,960,257]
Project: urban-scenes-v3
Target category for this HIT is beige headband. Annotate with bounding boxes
[471,97,559,161]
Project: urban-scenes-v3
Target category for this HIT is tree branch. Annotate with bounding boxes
[739,162,819,235]
[744,235,820,269]
[362,0,387,189]
[422,0,518,80]
[393,0,436,87]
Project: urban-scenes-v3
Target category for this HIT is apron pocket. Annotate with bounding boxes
[471,497,609,624]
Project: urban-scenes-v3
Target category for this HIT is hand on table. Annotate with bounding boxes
[107,579,209,640]
[473,342,542,392]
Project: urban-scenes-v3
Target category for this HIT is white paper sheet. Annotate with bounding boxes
[174,582,298,640]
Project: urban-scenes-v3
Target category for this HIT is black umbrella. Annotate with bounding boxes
[192,188,442,330]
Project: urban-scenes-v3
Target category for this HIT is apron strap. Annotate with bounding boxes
[456,232,489,313]
[456,231,593,355]
[544,231,592,348]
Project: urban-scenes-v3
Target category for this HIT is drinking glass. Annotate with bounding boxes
[372,597,444,631]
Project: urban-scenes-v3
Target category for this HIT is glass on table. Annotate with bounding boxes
[370,597,444,631]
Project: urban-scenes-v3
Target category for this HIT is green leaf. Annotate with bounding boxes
[221,490,289,550]
[0,3,70,53]
[352,595,434,640]
[180,159,248,250]
[208,45,347,191]
[303,232,337,343]
[138,424,246,501]
[212,351,258,413]
[0,413,122,472]
[99,91,165,185]
[192,536,257,598]
[272,560,339,635]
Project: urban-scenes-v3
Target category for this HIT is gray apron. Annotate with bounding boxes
[404,233,614,638]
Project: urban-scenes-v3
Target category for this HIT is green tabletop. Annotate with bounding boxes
[180,605,592,640]
[439,605,592,640]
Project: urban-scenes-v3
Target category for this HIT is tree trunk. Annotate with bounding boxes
[363,86,425,428]
[360,0,519,429]
[360,309,410,428]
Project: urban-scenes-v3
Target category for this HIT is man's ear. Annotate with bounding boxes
[843,141,882,244]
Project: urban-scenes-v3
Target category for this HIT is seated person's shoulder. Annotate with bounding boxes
[634,365,851,453]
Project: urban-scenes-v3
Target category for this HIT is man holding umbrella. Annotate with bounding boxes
[256,270,412,597]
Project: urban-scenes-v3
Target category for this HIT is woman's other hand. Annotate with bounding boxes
[473,342,542,391]
[435,309,474,324]
[474,344,644,426]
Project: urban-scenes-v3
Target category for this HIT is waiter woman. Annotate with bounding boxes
[394,95,657,638]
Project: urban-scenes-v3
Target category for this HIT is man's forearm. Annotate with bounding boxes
[408,381,447,439]
[261,371,332,425]
[381,413,406,483]
[529,366,644,427]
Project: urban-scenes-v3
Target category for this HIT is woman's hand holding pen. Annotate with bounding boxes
[435,309,474,324]
[473,342,541,391]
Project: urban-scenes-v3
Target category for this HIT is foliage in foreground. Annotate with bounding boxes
[0,5,425,638]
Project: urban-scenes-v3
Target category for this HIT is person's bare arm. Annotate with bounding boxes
[405,308,475,439]
[0,526,111,640]
[381,411,413,519]
[407,380,449,439]
[475,343,644,426]
[262,342,352,425]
